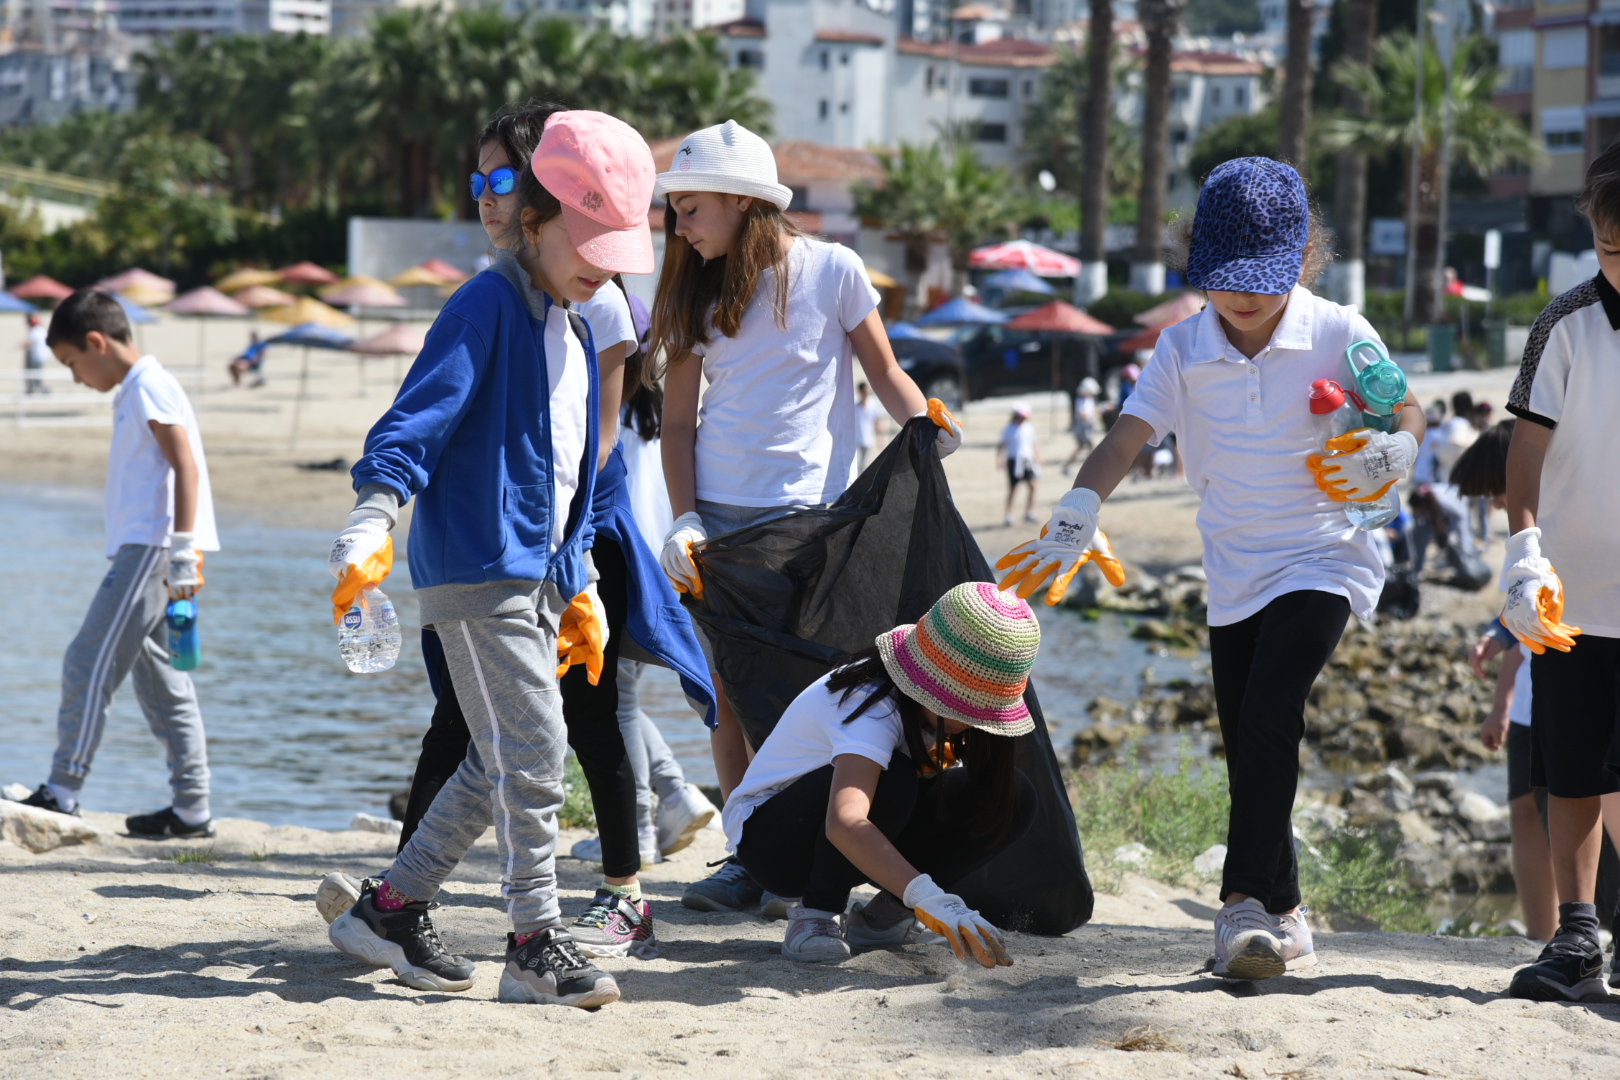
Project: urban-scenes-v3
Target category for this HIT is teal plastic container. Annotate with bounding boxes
[166,599,200,671]
[1345,339,1407,433]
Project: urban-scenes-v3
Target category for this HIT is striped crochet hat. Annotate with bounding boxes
[875,582,1040,736]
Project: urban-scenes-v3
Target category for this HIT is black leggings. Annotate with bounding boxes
[398,538,641,879]
[1208,589,1350,913]
[735,755,1036,913]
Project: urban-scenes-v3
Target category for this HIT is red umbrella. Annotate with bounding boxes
[278,261,340,286]
[1006,301,1113,335]
[968,239,1080,277]
[1117,326,1162,352]
[167,286,251,317]
[1132,291,1205,329]
[11,274,74,301]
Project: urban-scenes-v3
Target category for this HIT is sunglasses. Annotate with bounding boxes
[470,166,518,200]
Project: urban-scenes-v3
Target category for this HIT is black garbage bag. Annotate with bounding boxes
[686,417,1093,936]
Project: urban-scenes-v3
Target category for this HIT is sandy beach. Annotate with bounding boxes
[8,314,1598,1078]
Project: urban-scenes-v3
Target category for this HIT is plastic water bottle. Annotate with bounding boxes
[1309,379,1400,531]
[166,599,200,671]
[338,586,401,673]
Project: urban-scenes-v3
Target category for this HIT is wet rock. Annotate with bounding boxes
[1069,721,1150,766]
[1412,771,1459,796]
[1387,723,1453,769]
[1356,765,1415,796]
[1454,791,1506,824]
[1087,696,1128,724]
[0,802,105,853]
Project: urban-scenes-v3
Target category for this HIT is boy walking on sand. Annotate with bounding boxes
[3,290,218,838]
[1500,142,1620,1002]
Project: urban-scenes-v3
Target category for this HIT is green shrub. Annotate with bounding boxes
[1295,824,1431,932]
[1073,745,1230,891]
[560,754,595,831]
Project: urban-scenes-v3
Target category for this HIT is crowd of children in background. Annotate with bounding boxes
[8,104,1619,1012]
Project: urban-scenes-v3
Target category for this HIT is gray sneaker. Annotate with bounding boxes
[1213,898,1285,980]
[844,891,920,950]
[499,927,621,1008]
[781,906,850,963]
[681,859,763,912]
[1275,905,1317,970]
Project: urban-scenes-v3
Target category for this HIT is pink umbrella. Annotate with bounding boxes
[324,282,406,308]
[11,274,74,301]
[96,267,176,296]
[1133,291,1205,329]
[348,322,426,394]
[968,240,1080,277]
[167,286,251,317]
[235,284,300,309]
[419,258,468,283]
[278,261,340,286]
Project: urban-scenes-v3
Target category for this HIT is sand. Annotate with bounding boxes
[4,816,1617,1079]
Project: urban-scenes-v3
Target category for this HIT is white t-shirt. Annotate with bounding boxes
[856,395,885,449]
[544,303,590,551]
[618,409,672,555]
[1121,286,1385,626]
[1506,273,1620,636]
[577,281,639,357]
[1074,394,1098,427]
[1432,416,1477,482]
[722,673,905,851]
[1508,642,1533,726]
[694,237,881,507]
[1000,419,1037,472]
[106,355,218,557]
[26,324,50,369]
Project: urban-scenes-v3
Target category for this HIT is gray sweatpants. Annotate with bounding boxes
[615,659,686,833]
[50,543,210,816]
[389,583,570,933]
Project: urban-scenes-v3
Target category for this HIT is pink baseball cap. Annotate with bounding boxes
[531,111,656,276]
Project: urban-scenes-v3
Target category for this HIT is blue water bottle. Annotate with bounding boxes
[166,599,200,671]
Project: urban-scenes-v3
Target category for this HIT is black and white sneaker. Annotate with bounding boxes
[1507,931,1611,1003]
[328,880,477,991]
[7,784,81,817]
[499,926,621,1008]
[126,807,214,838]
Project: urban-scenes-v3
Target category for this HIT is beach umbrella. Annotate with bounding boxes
[322,281,406,308]
[10,274,74,301]
[419,258,468,283]
[349,322,427,391]
[886,321,928,340]
[265,322,356,450]
[261,296,355,330]
[167,287,251,375]
[390,265,455,288]
[278,261,339,286]
[968,239,1080,277]
[1006,301,1113,335]
[234,284,300,309]
[1133,291,1205,329]
[866,265,900,289]
[97,267,176,300]
[0,291,37,313]
[983,268,1056,297]
[121,283,177,306]
[915,296,1007,326]
[109,293,159,324]
[216,267,283,293]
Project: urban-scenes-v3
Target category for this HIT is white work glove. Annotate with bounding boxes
[166,532,204,600]
[329,506,394,624]
[994,487,1126,606]
[921,398,962,457]
[1499,527,1580,655]
[660,511,707,599]
[903,873,1011,968]
[1307,428,1419,502]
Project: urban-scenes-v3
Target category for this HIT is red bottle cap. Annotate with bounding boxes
[1309,378,1346,415]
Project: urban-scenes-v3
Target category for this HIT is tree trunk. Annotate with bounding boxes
[1411,151,1441,321]
[1076,0,1113,305]
[1330,0,1377,306]
[1276,0,1314,168]
[1133,0,1180,296]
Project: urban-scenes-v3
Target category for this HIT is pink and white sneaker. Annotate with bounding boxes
[569,890,658,960]
[1275,905,1317,970]
[1213,898,1285,980]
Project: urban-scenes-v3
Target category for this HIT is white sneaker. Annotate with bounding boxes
[316,872,363,925]
[572,832,662,868]
[637,826,663,867]
[1275,905,1317,970]
[1213,898,1285,980]
[656,783,717,856]
[781,906,851,963]
[570,837,603,862]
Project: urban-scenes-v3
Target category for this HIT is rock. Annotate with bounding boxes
[1388,723,1453,769]
[1193,844,1227,875]
[1465,817,1512,843]
[1397,840,1452,890]
[349,812,402,835]
[1382,788,1415,814]
[2,783,32,802]
[1454,791,1506,824]
[1412,771,1458,796]
[1395,811,1441,847]
[1087,697,1129,724]
[1357,765,1415,797]
[1496,918,1529,937]
[1112,842,1152,869]
[0,801,105,853]
[1070,721,1149,766]
[1131,619,1176,641]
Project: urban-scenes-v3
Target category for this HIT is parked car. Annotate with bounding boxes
[891,326,1108,409]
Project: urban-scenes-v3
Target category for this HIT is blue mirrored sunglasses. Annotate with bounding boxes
[470,166,518,200]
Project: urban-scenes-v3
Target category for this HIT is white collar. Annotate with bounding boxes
[1190,285,1316,364]
[114,355,159,403]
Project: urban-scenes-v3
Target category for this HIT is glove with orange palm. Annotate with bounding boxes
[1307,428,1418,502]
[923,398,962,457]
[557,582,611,685]
[167,532,205,600]
[660,512,706,599]
[903,873,1011,969]
[1499,527,1581,655]
[328,507,394,625]
[995,487,1126,606]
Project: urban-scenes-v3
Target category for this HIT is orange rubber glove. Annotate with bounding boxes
[925,398,962,456]
[1500,527,1581,655]
[167,532,205,600]
[329,509,393,625]
[1307,428,1418,503]
[904,873,1011,969]
[557,584,611,684]
[660,512,706,600]
[995,488,1125,606]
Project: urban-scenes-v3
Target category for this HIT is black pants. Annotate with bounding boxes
[735,756,1036,913]
[1208,590,1350,914]
[399,539,641,878]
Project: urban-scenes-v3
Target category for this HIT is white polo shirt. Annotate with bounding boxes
[107,355,218,557]
[1120,286,1385,626]
[1506,272,1620,637]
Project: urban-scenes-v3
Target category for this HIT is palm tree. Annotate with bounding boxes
[1276,0,1314,166]
[1078,0,1114,305]
[1132,0,1184,296]
[1322,34,1540,319]
[1330,0,1377,308]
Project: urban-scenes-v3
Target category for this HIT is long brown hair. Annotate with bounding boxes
[649,197,802,366]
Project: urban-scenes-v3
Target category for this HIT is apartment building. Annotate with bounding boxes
[1160,50,1266,207]
[115,0,331,42]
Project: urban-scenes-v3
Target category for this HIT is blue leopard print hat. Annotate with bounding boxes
[1185,157,1308,295]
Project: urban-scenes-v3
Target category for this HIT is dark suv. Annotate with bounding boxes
[891,327,1104,409]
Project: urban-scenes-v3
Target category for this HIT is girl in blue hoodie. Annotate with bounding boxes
[323,110,656,1010]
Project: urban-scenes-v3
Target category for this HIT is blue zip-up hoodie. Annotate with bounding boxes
[592,444,718,729]
[352,257,599,607]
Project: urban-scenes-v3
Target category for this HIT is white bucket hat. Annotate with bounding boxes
[654,120,792,211]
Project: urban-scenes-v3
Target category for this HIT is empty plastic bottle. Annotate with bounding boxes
[338,586,401,673]
[1309,378,1401,531]
[166,599,200,672]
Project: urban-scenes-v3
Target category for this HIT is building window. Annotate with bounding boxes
[968,77,1010,98]
[1234,86,1245,106]
[839,101,849,113]
[1208,86,1221,105]
[1542,107,1585,153]
[736,49,764,70]
[975,122,1008,143]
[1171,84,1190,103]
[1022,79,1034,99]
[1541,27,1587,69]
[819,99,829,120]
[1171,128,1188,145]
[788,186,810,210]
[820,50,829,71]
[840,52,849,65]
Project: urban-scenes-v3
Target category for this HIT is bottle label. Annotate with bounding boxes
[342,607,363,631]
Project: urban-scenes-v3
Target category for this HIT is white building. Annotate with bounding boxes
[1162,50,1267,206]
[116,0,331,43]
[653,0,745,37]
